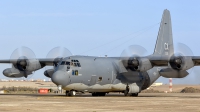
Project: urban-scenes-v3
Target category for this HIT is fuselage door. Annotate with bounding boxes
[90,75,97,86]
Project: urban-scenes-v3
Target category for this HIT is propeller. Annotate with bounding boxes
[10,46,36,80]
[45,46,72,70]
[173,43,194,74]
[120,45,148,71]
[176,43,200,82]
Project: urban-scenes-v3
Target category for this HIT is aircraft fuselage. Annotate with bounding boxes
[51,56,161,93]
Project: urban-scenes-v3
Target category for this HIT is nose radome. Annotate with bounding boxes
[51,71,69,86]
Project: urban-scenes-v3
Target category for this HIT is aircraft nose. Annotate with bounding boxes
[51,70,69,86]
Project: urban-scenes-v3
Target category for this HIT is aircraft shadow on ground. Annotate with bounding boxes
[0,93,199,98]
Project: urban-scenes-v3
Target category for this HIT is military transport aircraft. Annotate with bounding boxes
[1,9,200,97]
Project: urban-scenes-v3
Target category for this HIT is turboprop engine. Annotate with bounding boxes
[3,46,43,78]
[127,57,152,72]
[43,46,72,78]
[160,43,195,78]
[121,45,153,72]
[12,57,41,72]
[3,58,42,78]
[169,55,194,71]
[44,69,54,78]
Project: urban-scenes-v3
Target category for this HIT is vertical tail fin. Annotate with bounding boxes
[153,9,174,59]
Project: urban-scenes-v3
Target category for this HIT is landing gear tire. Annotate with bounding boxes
[124,85,129,96]
[68,90,76,96]
[92,93,97,96]
[124,90,129,96]
[131,93,138,97]
[92,92,106,96]
[65,91,69,96]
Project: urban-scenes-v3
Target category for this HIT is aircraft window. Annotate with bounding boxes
[61,61,65,65]
[76,60,79,62]
[66,62,70,65]
[98,77,102,82]
[74,63,77,67]
[77,63,81,67]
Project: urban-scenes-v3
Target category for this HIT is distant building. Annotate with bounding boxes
[151,83,163,87]
[0,79,9,82]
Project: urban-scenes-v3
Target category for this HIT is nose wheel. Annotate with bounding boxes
[66,90,76,96]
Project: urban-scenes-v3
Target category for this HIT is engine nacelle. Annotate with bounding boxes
[3,68,32,78]
[169,55,194,71]
[44,69,54,78]
[128,57,152,72]
[13,59,42,72]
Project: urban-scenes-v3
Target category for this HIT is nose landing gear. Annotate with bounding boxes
[66,90,76,96]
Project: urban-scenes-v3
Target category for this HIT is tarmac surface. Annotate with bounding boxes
[0,93,200,112]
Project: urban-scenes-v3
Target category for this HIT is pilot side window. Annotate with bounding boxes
[66,62,70,65]
[61,61,65,65]
[61,61,70,65]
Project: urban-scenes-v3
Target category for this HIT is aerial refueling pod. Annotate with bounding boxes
[3,68,32,78]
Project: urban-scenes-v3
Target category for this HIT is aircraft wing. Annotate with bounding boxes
[192,56,200,66]
[0,58,56,66]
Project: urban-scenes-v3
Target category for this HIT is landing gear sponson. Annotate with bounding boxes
[124,85,139,97]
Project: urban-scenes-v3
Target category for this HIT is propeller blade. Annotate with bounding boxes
[10,46,36,80]
[45,46,72,70]
[120,45,148,71]
[120,45,148,58]
[175,43,194,74]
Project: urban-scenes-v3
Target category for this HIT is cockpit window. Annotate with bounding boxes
[71,60,81,67]
[61,61,70,65]
[61,61,65,65]
[66,62,70,65]
[77,63,81,67]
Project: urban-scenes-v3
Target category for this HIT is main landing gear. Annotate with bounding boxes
[66,90,76,96]
[124,91,139,97]
[91,92,106,96]
[124,85,139,97]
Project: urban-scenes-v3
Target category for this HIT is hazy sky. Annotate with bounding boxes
[0,1,200,84]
